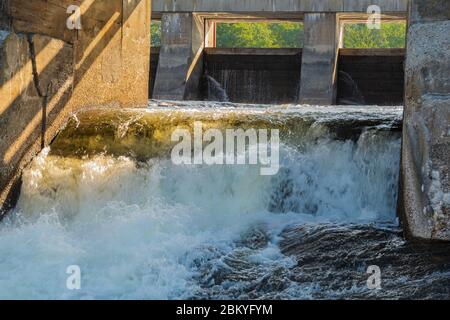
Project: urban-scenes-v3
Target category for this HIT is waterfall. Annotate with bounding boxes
[0,102,448,300]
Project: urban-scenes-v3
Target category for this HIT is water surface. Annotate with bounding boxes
[0,102,448,299]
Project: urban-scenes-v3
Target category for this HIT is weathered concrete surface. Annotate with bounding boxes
[3,0,151,107]
[0,32,74,213]
[338,49,405,105]
[7,0,78,44]
[70,0,151,108]
[299,13,339,105]
[0,1,10,30]
[152,0,408,13]
[153,13,204,100]
[0,0,151,215]
[400,0,450,241]
[204,48,302,104]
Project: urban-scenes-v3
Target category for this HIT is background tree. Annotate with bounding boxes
[343,22,406,48]
[151,21,161,47]
[216,22,303,48]
[151,21,405,49]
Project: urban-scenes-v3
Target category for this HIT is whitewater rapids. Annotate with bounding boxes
[0,102,448,299]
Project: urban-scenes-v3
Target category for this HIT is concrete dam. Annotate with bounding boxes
[0,0,449,299]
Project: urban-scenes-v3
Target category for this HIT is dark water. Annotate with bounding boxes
[190,223,450,299]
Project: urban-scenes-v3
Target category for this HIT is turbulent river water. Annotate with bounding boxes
[0,101,449,299]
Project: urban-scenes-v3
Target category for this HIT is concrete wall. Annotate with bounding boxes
[0,31,74,213]
[71,0,151,108]
[152,0,408,13]
[400,0,450,241]
[151,3,407,103]
[0,0,151,215]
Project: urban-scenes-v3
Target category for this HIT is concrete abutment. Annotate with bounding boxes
[399,0,450,241]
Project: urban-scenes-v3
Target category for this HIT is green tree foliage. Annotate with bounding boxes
[151,21,161,47]
[150,21,406,49]
[216,22,304,48]
[343,22,406,48]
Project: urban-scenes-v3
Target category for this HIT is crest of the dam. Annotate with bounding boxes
[0,0,449,241]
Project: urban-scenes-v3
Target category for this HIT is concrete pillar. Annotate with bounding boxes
[299,13,340,105]
[71,0,151,109]
[399,0,450,241]
[153,13,205,100]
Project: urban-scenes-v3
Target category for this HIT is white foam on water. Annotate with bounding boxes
[0,114,402,299]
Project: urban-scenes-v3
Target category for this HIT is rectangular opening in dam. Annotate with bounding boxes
[149,17,407,106]
[202,20,304,103]
[337,21,407,105]
[213,21,304,48]
[342,21,406,49]
[151,20,162,48]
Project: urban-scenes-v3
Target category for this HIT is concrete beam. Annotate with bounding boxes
[152,0,408,14]
[299,13,339,105]
[400,0,450,241]
[153,13,205,100]
[3,0,152,108]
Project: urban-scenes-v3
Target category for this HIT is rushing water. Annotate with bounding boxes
[0,102,449,300]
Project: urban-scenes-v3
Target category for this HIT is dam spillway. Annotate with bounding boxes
[149,48,406,105]
[4,101,450,299]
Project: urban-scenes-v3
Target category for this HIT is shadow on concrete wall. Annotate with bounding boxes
[0,0,150,215]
